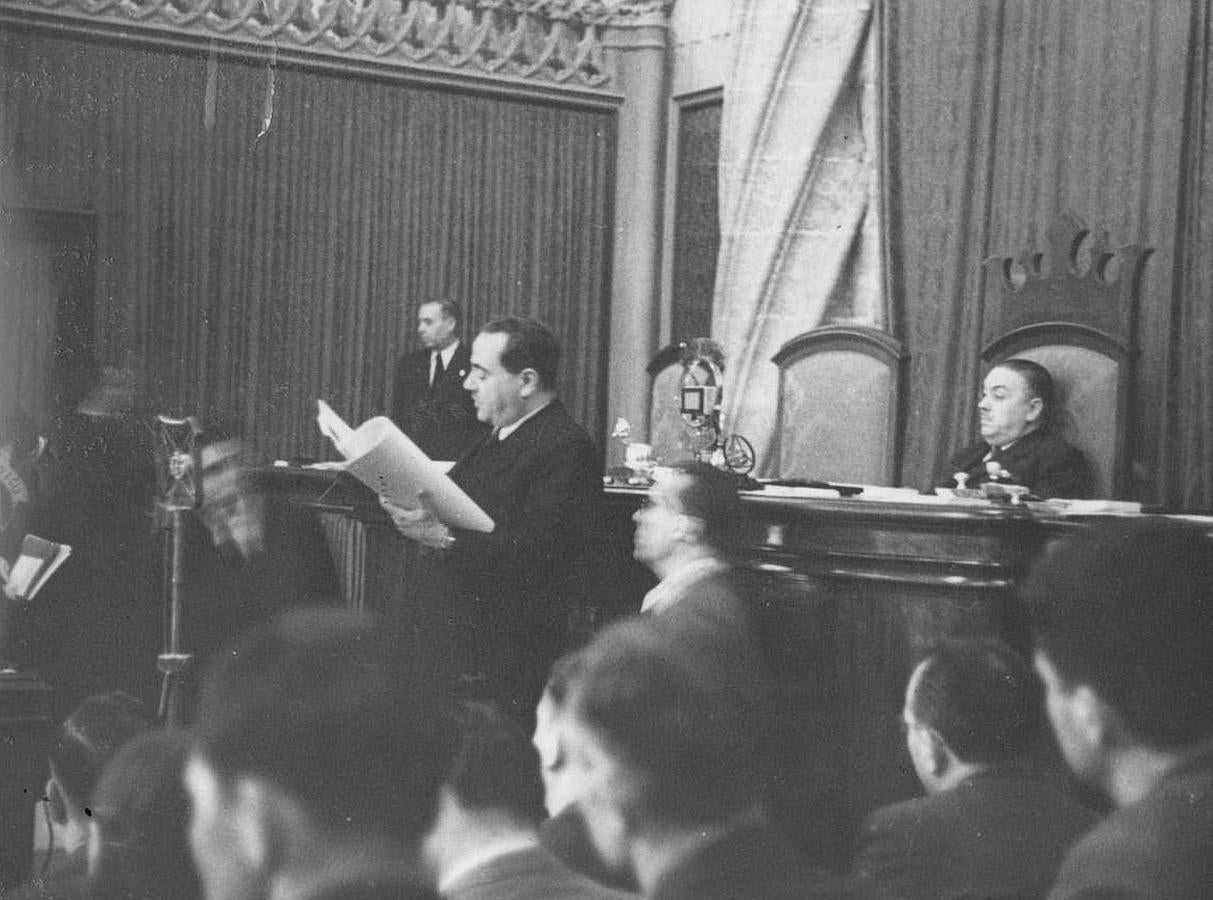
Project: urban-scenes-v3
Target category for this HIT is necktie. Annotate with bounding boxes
[431,352,445,387]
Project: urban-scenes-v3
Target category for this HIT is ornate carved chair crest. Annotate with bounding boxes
[981,210,1152,498]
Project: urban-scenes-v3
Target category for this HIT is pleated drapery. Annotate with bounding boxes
[0,30,615,458]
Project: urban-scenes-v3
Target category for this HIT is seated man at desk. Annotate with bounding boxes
[944,359,1094,499]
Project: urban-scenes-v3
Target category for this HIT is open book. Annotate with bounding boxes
[315,400,494,533]
[5,534,72,601]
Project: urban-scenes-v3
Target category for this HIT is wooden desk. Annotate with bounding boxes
[255,469,1100,864]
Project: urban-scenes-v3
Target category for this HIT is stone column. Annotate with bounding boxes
[601,3,670,443]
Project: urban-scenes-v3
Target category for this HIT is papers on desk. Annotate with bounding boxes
[315,401,494,533]
[5,534,71,601]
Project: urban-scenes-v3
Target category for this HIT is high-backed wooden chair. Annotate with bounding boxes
[982,211,1151,499]
[646,343,688,463]
[770,325,905,485]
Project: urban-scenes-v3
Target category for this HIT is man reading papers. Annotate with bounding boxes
[380,316,603,725]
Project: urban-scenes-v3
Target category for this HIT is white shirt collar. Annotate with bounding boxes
[438,835,539,894]
[432,340,459,370]
[496,399,552,441]
[641,556,731,615]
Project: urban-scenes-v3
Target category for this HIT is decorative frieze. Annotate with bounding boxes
[0,0,673,89]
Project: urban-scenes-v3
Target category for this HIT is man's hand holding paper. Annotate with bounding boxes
[379,492,453,550]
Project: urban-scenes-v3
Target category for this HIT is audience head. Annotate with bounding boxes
[533,651,584,818]
[47,692,156,841]
[417,300,460,352]
[88,729,202,900]
[902,638,1044,794]
[465,317,559,429]
[1023,519,1213,802]
[186,607,454,900]
[979,358,1056,446]
[552,618,762,878]
[632,462,741,574]
[424,701,547,881]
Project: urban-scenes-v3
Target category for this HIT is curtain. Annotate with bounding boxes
[713,0,882,476]
[0,30,615,459]
[884,0,1201,503]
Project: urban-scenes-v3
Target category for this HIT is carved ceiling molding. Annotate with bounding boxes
[0,0,671,90]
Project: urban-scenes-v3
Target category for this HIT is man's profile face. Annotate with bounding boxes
[185,756,264,900]
[417,303,456,352]
[1033,651,1102,787]
[632,471,690,570]
[464,331,527,430]
[978,365,1042,447]
[557,711,632,876]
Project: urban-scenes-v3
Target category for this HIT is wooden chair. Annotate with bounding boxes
[770,325,905,485]
[982,211,1151,499]
[646,343,689,463]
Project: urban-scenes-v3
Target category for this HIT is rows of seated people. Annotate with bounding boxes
[3,473,1212,899]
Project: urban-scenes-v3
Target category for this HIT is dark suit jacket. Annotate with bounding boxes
[646,563,762,678]
[407,400,602,718]
[438,400,602,629]
[649,821,849,900]
[392,342,486,461]
[1045,747,1213,900]
[945,429,1095,499]
[850,767,1098,900]
[443,843,634,900]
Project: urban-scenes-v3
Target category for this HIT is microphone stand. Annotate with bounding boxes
[155,416,201,726]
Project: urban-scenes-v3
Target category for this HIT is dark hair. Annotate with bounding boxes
[566,618,761,828]
[424,299,462,328]
[48,692,156,812]
[663,461,743,552]
[1024,519,1213,749]
[192,608,454,843]
[445,701,546,826]
[910,638,1043,764]
[481,317,560,390]
[90,730,202,900]
[994,358,1058,434]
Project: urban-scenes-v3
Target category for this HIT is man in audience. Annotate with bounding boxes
[424,700,629,900]
[850,638,1097,900]
[382,315,603,724]
[1023,519,1213,900]
[392,300,485,461]
[184,607,453,900]
[631,461,756,658]
[548,617,847,900]
[7,692,155,900]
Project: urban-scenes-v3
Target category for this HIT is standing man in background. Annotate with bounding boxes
[393,300,486,462]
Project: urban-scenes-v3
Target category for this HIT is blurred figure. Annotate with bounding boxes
[87,730,201,900]
[5,692,155,900]
[850,638,1097,900]
[424,701,631,900]
[22,363,160,716]
[1025,519,1213,900]
[547,618,847,900]
[176,431,340,721]
[185,607,454,900]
